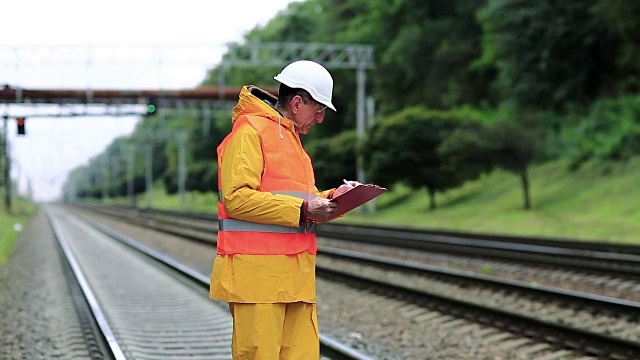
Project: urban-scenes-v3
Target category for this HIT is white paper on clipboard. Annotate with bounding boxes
[327,184,387,221]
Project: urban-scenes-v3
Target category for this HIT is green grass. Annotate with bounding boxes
[97,157,640,245]
[0,197,38,266]
[95,182,218,214]
[340,158,640,244]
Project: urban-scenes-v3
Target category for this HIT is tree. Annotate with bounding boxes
[329,0,492,112]
[563,95,640,167]
[437,124,496,185]
[590,0,640,94]
[477,0,621,110]
[486,120,538,209]
[439,117,539,210]
[363,106,483,209]
[306,130,358,189]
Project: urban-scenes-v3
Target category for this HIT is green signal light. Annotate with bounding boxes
[147,104,156,113]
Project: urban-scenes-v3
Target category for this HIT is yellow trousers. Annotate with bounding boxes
[229,302,319,360]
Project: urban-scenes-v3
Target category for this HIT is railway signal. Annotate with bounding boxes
[17,117,26,135]
[146,97,158,116]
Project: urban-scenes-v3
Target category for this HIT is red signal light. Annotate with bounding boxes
[17,117,26,135]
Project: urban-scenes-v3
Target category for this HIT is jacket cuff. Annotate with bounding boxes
[327,189,336,199]
[299,200,309,225]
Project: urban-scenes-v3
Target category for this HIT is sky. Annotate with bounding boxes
[2,0,299,201]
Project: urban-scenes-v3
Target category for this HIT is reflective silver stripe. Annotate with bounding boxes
[272,191,311,199]
[219,219,316,234]
[219,191,312,201]
[307,222,317,233]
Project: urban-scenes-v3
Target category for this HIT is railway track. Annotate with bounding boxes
[76,204,640,300]
[46,204,370,359]
[93,204,640,270]
[46,205,234,359]
[69,203,640,359]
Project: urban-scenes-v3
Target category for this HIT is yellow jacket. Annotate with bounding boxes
[210,85,333,303]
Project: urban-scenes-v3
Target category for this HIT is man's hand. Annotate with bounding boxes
[306,196,338,222]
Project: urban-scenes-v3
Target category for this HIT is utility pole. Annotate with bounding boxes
[145,145,153,209]
[12,161,20,200]
[356,67,366,214]
[101,156,108,203]
[2,115,11,212]
[26,177,33,201]
[111,155,121,203]
[201,106,211,138]
[127,145,135,207]
[177,131,187,206]
[366,97,377,213]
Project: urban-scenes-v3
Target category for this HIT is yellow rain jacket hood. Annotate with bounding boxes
[231,85,296,134]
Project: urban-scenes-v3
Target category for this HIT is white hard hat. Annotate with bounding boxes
[274,60,336,112]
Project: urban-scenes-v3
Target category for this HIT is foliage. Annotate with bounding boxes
[305,130,358,189]
[486,120,538,174]
[477,0,637,111]
[563,95,640,169]
[484,120,539,209]
[438,125,495,183]
[590,0,640,94]
[63,0,640,214]
[363,106,485,209]
[437,115,539,209]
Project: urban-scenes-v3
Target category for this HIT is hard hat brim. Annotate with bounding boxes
[274,75,337,112]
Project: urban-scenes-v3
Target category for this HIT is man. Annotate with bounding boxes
[210,60,356,359]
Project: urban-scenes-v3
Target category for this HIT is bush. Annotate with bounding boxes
[563,95,640,168]
[306,130,358,190]
[362,106,487,209]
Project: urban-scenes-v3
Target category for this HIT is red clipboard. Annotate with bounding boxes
[327,184,387,220]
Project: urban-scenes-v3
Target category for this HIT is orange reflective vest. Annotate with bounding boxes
[216,115,318,255]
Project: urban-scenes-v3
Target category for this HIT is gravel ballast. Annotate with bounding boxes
[0,209,97,360]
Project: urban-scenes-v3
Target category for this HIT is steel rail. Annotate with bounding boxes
[46,208,127,360]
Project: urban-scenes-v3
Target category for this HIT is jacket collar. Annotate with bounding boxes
[231,85,296,133]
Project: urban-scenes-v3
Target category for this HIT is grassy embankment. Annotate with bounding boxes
[345,158,640,244]
[0,197,38,266]
[107,157,640,245]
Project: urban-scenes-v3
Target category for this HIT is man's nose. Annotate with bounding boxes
[316,114,325,123]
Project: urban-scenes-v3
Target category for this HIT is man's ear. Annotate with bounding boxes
[290,95,302,114]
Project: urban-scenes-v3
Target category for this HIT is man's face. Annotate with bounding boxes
[291,96,327,134]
